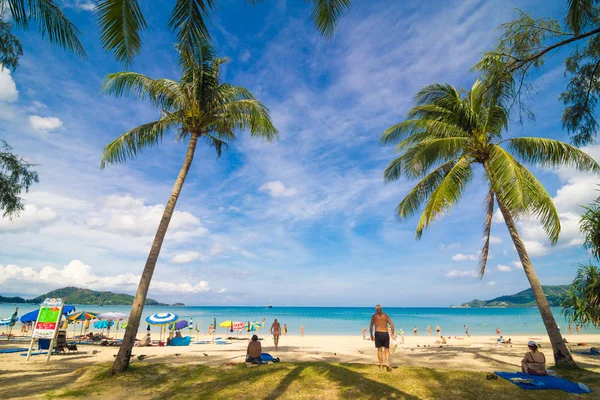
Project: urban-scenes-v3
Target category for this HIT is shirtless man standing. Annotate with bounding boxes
[369,304,395,371]
[270,319,281,350]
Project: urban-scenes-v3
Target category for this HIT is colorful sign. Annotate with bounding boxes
[32,298,64,339]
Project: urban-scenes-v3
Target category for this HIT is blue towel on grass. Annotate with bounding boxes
[495,372,592,394]
[0,348,28,354]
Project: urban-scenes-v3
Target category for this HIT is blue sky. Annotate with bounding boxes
[1,0,599,306]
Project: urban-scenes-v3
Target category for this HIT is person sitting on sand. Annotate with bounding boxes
[175,331,182,338]
[246,334,262,364]
[87,332,95,341]
[521,341,547,375]
[139,333,152,347]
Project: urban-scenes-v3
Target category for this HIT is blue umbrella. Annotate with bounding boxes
[168,320,188,331]
[93,320,114,329]
[20,305,76,323]
[146,313,178,325]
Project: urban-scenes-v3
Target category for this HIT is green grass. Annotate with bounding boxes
[45,362,600,400]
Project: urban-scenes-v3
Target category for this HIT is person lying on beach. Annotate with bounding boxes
[521,341,547,375]
[502,338,512,344]
[246,334,262,364]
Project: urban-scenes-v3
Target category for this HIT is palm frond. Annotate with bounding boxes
[479,190,494,278]
[223,97,278,140]
[5,0,28,26]
[485,145,527,213]
[519,164,561,245]
[380,118,468,146]
[415,156,473,238]
[508,137,600,172]
[566,0,595,34]
[414,83,461,106]
[168,0,217,53]
[100,72,183,109]
[398,137,469,178]
[392,160,457,217]
[96,0,146,66]
[28,0,87,59]
[101,117,179,167]
[307,0,351,39]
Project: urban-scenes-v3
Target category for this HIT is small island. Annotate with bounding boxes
[0,286,172,306]
[460,285,571,308]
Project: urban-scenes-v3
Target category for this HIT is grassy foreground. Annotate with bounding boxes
[44,362,600,399]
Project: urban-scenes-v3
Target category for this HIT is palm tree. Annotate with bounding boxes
[101,42,277,374]
[562,264,600,328]
[381,80,599,367]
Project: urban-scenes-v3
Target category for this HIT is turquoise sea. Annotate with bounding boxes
[0,304,598,336]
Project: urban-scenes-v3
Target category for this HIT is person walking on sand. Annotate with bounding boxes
[569,324,574,334]
[300,325,305,337]
[362,328,367,339]
[427,325,432,335]
[270,319,281,350]
[436,325,441,337]
[464,325,470,337]
[370,304,395,372]
[283,324,288,335]
[576,324,581,334]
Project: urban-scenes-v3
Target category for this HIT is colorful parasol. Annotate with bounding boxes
[68,311,98,321]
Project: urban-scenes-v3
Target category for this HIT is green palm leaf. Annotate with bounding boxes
[485,145,527,213]
[100,72,183,110]
[415,156,473,238]
[508,137,600,172]
[399,137,469,178]
[308,0,351,39]
[97,0,147,66]
[28,0,86,59]
[168,0,216,54]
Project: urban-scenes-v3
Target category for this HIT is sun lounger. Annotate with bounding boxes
[495,372,592,394]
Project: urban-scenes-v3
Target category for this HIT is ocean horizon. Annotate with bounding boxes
[2,304,598,337]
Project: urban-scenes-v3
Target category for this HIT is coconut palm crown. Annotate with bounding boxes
[101,42,276,374]
[381,80,599,367]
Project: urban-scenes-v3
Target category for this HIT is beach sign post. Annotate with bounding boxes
[25,298,64,362]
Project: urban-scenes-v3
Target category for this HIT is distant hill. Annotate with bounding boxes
[460,285,571,308]
[0,287,168,306]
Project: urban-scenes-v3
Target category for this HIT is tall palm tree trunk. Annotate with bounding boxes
[496,199,577,368]
[111,133,200,374]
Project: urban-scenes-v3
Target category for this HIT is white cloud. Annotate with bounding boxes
[521,240,550,257]
[440,242,461,250]
[29,115,63,132]
[259,181,298,198]
[445,269,478,278]
[497,264,512,272]
[0,67,18,102]
[77,1,96,11]
[488,281,496,286]
[217,288,228,294]
[0,260,210,293]
[170,251,203,264]
[489,236,502,244]
[452,252,478,261]
[511,261,523,269]
[0,204,57,231]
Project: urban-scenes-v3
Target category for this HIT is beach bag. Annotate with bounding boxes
[389,335,398,354]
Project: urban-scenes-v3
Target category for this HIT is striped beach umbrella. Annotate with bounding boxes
[68,311,98,321]
[146,313,178,325]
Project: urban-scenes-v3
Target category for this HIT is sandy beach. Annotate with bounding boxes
[1,332,599,399]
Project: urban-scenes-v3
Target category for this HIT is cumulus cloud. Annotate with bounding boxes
[29,115,63,132]
[171,251,204,264]
[0,68,18,102]
[0,204,57,231]
[0,260,210,293]
[259,181,298,198]
[445,269,478,278]
[452,252,478,261]
[497,264,512,272]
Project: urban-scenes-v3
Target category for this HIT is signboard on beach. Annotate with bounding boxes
[32,298,64,339]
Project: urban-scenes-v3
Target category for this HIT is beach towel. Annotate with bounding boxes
[0,348,28,354]
[495,372,592,394]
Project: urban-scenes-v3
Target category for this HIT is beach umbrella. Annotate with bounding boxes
[245,321,261,332]
[188,318,193,334]
[146,313,178,325]
[84,319,90,334]
[19,305,76,324]
[0,318,11,326]
[97,312,128,320]
[168,320,188,331]
[68,311,98,321]
[94,320,114,329]
[218,320,233,328]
